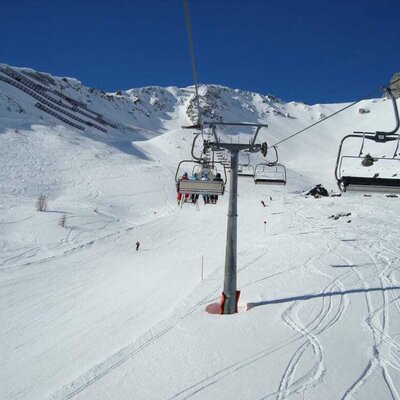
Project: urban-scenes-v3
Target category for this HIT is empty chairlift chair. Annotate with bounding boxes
[254,163,287,185]
[238,164,255,177]
[238,152,255,177]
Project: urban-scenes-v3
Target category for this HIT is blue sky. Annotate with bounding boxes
[1,0,398,104]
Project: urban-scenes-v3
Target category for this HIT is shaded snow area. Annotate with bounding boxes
[1,64,400,399]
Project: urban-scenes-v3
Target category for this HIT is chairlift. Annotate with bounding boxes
[175,160,227,195]
[254,162,287,185]
[238,164,255,177]
[192,163,219,177]
[175,130,228,196]
[253,145,286,185]
[214,149,231,169]
[238,152,255,177]
[335,87,400,192]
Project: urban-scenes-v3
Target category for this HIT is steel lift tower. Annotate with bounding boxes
[204,122,268,314]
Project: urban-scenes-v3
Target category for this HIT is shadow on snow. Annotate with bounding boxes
[247,286,400,309]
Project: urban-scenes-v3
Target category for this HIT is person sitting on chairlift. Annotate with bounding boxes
[362,153,374,167]
[190,173,200,204]
[201,173,210,204]
[177,172,189,205]
[210,173,223,204]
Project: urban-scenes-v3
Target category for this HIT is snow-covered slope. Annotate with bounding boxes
[1,64,400,400]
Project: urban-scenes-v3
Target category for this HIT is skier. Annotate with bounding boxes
[177,172,189,205]
[136,241,140,251]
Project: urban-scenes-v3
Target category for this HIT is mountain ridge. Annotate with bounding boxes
[0,63,317,137]
[1,62,397,184]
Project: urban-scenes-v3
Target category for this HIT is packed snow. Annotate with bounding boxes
[1,64,400,400]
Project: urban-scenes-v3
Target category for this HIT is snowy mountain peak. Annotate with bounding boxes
[0,64,292,139]
[0,63,397,175]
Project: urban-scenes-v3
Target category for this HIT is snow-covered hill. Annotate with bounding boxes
[1,64,400,400]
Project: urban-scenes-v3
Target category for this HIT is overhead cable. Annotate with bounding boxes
[183,0,202,128]
[271,77,400,148]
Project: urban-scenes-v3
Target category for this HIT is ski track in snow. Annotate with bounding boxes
[52,244,270,400]
[2,162,399,400]
[244,196,400,400]
[327,222,400,400]
[52,284,220,399]
[1,82,400,400]
[156,196,400,400]
[5,188,400,400]
[271,201,350,399]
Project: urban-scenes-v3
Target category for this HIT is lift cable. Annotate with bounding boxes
[183,0,202,131]
[271,76,400,148]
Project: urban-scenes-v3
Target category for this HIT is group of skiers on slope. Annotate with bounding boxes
[177,171,223,206]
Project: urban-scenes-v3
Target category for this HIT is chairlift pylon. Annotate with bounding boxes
[335,87,400,192]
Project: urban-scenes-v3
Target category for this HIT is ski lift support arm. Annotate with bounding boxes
[267,146,279,165]
[181,126,209,162]
[202,122,269,154]
[353,87,399,138]
[190,132,203,161]
[337,87,400,165]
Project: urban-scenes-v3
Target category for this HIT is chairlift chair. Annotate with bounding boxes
[175,160,227,195]
[335,87,400,193]
[254,162,287,185]
[238,152,255,177]
[238,164,255,177]
[253,146,286,185]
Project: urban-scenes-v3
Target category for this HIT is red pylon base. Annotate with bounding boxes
[220,290,241,314]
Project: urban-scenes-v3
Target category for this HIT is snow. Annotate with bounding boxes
[1,64,400,399]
